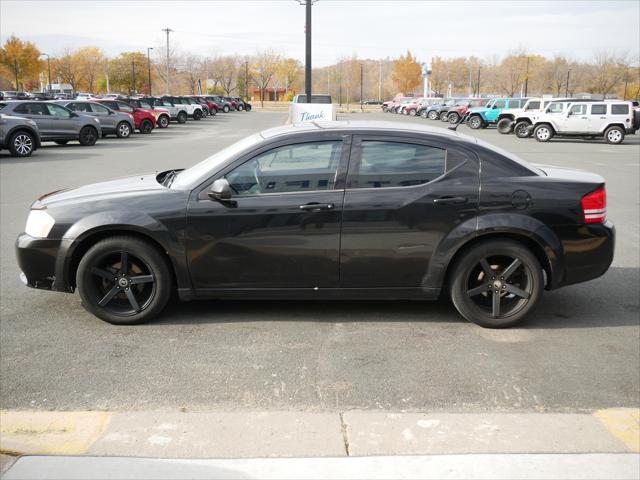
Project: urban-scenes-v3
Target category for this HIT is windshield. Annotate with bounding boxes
[171,133,263,189]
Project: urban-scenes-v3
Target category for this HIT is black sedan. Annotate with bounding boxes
[15,121,614,328]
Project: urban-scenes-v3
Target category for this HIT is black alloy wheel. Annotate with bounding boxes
[450,240,543,328]
[77,237,172,325]
[140,119,153,134]
[514,121,531,138]
[78,126,98,146]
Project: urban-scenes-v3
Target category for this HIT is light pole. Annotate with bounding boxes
[245,60,249,100]
[14,58,19,90]
[162,27,173,94]
[298,0,316,103]
[378,61,382,102]
[360,63,364,111]
[147,47,153,95]
[565,68,572,97]
[40,53,52,93]
[476,66,481,98]
[131,58,136,95]
[623,67,629,100]
[524,56,530,97]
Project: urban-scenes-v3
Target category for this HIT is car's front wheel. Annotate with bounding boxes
[428,110,439,120]
[223,105,230,113]
[116,122,132,138]
[468,115,484,129]
[157,115,170,128]
[449,239,543,328]
[78,126,98,146]
[604,126,625,144]
[193,109,202,120]
[382,106,388,113]
[439,111,449,121]
[8,131,35,157]
[534,124,553,142]
[77,236,172,325]
[497,118,514,134]
[514,121,531,138]
[139,119,153,134]
[237,104,244,111]
[448,112,460,124]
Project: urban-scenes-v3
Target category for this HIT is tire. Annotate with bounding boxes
[497,118,514,134]
[116,122,132,138]
[420,110,428,118]
[428,110,439,120]
[468,115,484,129]
[448,112,460,124]
[157,115,170,128]
[201,108,208,117]
[408,109,416,116]
[78,126,98,146]
[439,111,449,121]
[237,105,244,111]
[514,121,531,138]
[193,109,202,121]
[604,126,625,144]
[382,106,388,113]
[449,239,543,328]
[223,105,230,113]
[177,111,187,124]
[245,105,251,112]
[533,124,553,142]
[8,130,35,157]
[76,236,172,325]
[139,119,153,134]
[54,140,69,145]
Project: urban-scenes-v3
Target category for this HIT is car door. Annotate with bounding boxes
[88,102,116,130]
[45,103,77,137]
[186,136,348,290]
[339,135,479,288]
[486,100,506,122]
[561,104,589,132]
[11,103,53,135]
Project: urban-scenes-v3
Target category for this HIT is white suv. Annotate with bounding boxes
[531,101,639,144]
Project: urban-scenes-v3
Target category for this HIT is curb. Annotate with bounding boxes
[1,409,638,459]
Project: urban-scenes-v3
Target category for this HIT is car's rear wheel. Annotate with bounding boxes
[54,140,69,145]
[245,105,251,112]
[420,110,428,118]
[157,115,170,128]
[8,131,35,157]
[497,118,514,134]
[77,236,172,325]
[534,124,553,142]
[468,115,483,129]
[223,105,230,113]
[116,121,132,138]
[238,104,244,111]
[448,112,460,124]
[514,121,531,138]
[177,111,187,123]
[428,110,439,120]
[408,109,416,116]
[450,239,543,328]
[78,126,98,146]
[604,126,624,144]
[193,109,202,120]
[382,106,388,113]
[139,119,153,134]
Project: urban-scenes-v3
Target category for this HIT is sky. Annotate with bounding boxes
[1,0,639,66]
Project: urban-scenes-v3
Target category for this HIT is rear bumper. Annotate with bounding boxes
[554,220,615,288]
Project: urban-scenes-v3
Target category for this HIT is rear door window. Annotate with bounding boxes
[590,104,607,115]
[116,101,133,112]
[348,141,446,189]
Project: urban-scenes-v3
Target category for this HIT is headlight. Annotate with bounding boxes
[25,210,55,238]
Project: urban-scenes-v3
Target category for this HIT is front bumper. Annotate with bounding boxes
[15,233,64,291]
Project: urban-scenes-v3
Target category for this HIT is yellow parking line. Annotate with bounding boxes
[0,411,112,455]
[594,408,640,453]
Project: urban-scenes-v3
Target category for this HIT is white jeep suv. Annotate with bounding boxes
[531,101,639,144]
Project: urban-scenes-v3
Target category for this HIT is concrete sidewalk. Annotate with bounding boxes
[1,409,638,459]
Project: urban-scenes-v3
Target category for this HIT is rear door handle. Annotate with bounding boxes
[299,203,335,211]
[433,196,467,205]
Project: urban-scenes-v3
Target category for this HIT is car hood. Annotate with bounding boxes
[34,173,167,208]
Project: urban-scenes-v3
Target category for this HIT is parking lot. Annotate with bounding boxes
[1,111,638,413]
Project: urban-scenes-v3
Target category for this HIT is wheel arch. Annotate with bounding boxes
[603,123,626,134]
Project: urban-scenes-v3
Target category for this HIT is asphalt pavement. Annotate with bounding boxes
[1,110,638,414]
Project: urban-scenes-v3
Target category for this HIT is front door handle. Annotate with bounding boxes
[433,196,467,205]
[299,203,335,211]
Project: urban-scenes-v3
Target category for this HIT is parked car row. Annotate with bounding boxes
[0,95,252,157]
[383,95,640,144]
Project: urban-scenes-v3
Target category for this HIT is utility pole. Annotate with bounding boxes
[14,58,19,90]
[299,0,315,103]
[131,58,136,95]
[162,27,173,94]
[565,68,571,97]
[339,61,342,106]
[41,53,52,93]
[147,47,153,95]
[623,67,629,100]
[378,61,382,102]
[360,63,364,110]
[476,66,481,98]
[524,56,530,97]
[245,60,249,100]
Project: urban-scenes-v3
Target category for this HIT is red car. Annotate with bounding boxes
[191,96,218,115]
[446,98,489,124]
[94,99,156,134]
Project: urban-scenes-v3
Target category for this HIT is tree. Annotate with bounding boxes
[277,58,303,93]
[588,51,627,97]
[53,49,81,92]
[251,50,280,107]
[497,54,527,96]
[391,50,422,95]
[74,47,106,93]
[211,55,237,95]
[180,54,202,94]
[0,35,43,90]
[107,52,148,94]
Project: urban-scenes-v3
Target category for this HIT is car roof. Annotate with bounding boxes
[260,120,477,144]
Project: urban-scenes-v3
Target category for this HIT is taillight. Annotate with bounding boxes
[581,186,606,224]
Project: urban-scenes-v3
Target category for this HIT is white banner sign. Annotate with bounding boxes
[289,103,337,124]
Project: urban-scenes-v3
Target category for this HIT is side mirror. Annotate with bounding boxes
[70,112,79,117]
[208,178,236,205]
[108,110,115,115]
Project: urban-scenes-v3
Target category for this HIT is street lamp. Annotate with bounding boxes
[40,53,52,93]
[298,0,318,102]
[147,47,153,95]
[565,68,572,97]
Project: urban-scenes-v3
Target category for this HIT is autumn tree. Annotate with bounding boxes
[391,50,422,95]
[277,58,303,94]
[588,51,628,97]
[53,49,81,91]
[0,35,43,90]
[74,47,106,93]
[251,50,280,107]
[106,52,148,94]
[211,55,237,95]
